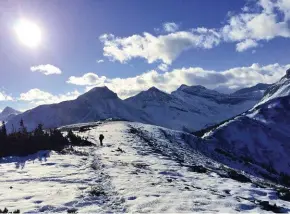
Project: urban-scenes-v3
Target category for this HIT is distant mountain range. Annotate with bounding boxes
[5,81,271,132]
[125,83,270,131]
[6,87,151,132]
[0,107,21,122]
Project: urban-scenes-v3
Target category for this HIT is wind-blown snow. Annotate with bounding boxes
[258,75,290,105]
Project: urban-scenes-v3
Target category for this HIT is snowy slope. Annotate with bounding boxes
[125,87,212,131]
[2,121,290,213]
[201,69,290,177]
[126,85,261,131]
[0,107,21,122]
[259,69,290,105]
[0,149,111,213]
[6,87,152,132]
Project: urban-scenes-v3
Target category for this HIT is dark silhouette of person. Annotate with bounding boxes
[99,134,104,146]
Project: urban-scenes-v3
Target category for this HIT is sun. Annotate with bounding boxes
[14,19,41,48]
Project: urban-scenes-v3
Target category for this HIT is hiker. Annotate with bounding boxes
[99,134,104,146]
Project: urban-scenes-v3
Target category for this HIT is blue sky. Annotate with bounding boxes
[0,0,290,111]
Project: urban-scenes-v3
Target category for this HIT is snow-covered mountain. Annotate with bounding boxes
[6,87,151,132]
[258,69,290,105]
[125,87,208,131]
[232,83,272,100]
[7,82,269,132]
[125,84,265,131]
[200,69,290,178]
[0,107,21,122]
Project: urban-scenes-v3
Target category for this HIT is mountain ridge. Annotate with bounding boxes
[6,81,272,132]
[5,87,152,132]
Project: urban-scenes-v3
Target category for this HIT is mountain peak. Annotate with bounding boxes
[140,87,170,98]
[176,84,189,91]
[147,86,160,91]
[1,106,20,115]
[286,68,290,78]
[147,86,162,93]
[78,86,118,100]
[125,86,172,103]
[0,106,21,122]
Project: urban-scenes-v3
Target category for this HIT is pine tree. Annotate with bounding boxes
[19,119,24,128]
[1,121,7,139]
[34,124,44,137]
[19,119,27,135]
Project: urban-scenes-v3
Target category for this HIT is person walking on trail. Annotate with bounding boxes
[99,134,104,146]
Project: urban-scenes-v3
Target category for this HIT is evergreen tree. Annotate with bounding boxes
[34,124,44,137]
[1,121,7,139]
[19,119,27,135]
[19,119,24,128]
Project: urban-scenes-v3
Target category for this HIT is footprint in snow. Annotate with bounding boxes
[224,189,231,194]
[41,162,56,166]
[159,171,183,177]
[24,196,33,200]
[128,196,137,200]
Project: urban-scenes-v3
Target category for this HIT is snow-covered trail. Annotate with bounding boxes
[83,121,290,213]
[1,121,290,213]
[0,147,124,213]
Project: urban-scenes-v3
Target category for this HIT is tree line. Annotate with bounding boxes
[0,119,93,158]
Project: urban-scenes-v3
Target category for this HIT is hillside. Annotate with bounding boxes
[200,70,290,179]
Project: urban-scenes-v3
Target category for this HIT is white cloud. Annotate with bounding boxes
[0,91,13,101]
[221,0,290,49]
[67,73,107,86]
[163,22,179,33]
[99,0,290,64]
[236,39,258,52]
[67,63,290,99]
[222,12,290,42]
[97,59,104,63]
[277,0,290,20]
[19,88,80,105]
[30,64,62,75]
[100,30,221,65]
[158,63,169,72]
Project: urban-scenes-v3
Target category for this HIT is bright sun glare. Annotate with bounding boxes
[14,19,41,48]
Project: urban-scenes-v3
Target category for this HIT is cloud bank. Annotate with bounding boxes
[19,89,80,105]
[67,63,290,99]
